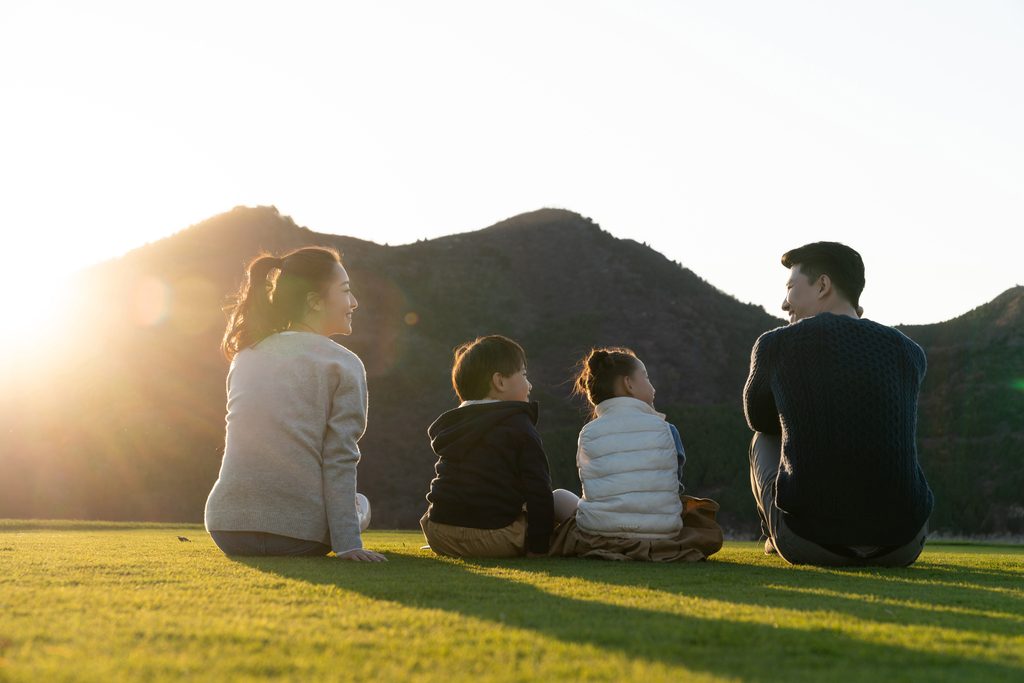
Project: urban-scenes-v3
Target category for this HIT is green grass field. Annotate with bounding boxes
[1,521,1022,682]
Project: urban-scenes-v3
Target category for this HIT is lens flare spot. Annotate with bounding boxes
[1011,379,1024,391]
[404,312,419,325]
[171,276,219,335]
[132,277,171,326]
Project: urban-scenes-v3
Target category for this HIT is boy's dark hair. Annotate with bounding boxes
[781,241,865,309]
[571,347,640,419]
[451,335,527,402]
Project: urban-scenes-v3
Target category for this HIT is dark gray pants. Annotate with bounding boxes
[209,530,332,557]
[749,433,927,567]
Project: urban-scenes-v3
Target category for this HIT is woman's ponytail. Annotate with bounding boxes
[221,247,341,361]
[571,347,640,418]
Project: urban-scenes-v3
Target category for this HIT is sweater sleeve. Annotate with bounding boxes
[668,423,686,493]
[516,421,555,554]
[321,352,369,554]
[910,337,928,381]
[743,331,782,435]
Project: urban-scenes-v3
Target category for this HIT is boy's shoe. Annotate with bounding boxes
[764,538,778,556]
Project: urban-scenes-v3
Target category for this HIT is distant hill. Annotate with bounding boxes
[898,286,1024,536]
[1,206,1020,537]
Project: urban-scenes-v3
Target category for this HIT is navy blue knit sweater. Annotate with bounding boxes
[425,401,554,554]
[743,313,934,546]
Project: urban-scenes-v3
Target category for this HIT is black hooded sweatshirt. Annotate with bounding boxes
[425,400,554,554]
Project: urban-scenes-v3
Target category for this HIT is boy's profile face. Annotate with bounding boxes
[488,366,532,402]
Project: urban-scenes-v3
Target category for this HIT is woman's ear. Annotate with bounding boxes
[306,291,323,311]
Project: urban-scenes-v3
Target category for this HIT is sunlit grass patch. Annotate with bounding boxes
[1,523,1022,682]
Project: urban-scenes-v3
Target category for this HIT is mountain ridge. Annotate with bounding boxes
[1,205,1020,536]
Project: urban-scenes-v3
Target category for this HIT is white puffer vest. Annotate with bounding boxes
[575,397,683,539]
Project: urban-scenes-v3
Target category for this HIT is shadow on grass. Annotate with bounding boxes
[235,552,1024,682]
[501,554,1024,638]
[911,556,1024,583]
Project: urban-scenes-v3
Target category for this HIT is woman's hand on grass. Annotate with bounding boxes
[336,549,388,562]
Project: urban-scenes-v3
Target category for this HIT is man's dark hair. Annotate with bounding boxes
[451,335,527,402]
[781,241,865,308]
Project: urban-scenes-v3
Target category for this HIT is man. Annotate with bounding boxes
[743,241,933,566]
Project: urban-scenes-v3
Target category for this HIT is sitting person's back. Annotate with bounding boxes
[204,246,384,562]
[426,399,553,547]
[745,312,933,546]
[576,395,682,538]
[420,335,570,558]
[548,348,722,562]
[744,241,933,567]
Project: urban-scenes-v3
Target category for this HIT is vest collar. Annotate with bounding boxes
[594,396,666,420]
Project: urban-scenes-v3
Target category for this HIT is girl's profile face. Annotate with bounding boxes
[626,360,656,408]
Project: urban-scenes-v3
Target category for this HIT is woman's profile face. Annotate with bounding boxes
[320,263,359,336]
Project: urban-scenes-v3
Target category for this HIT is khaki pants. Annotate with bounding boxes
[549,496,723,562]
[420,509,528,558]
[749,433,928,567]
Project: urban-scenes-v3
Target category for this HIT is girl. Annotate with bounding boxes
[204,246,385,561]
[552,348,722,561]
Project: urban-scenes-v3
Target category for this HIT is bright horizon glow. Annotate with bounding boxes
[2,1,1023,343]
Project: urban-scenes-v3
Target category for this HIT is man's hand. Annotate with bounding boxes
[336,548,388,562]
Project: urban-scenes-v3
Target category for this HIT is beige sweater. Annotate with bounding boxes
[204,331,369,553]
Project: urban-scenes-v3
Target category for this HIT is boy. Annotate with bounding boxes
[421,335,556,557]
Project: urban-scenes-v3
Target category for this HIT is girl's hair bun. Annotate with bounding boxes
[587,350,609,370]
[572,347,640,418]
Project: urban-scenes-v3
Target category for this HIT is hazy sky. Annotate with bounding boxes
[3,0,1023,337]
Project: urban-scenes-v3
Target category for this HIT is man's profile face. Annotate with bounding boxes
[781,264,821,324]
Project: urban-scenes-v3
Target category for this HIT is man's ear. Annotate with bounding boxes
[816,274,833,300]
[306,291,323,311]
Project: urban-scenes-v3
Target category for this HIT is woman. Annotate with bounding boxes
[205,246,386,561]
